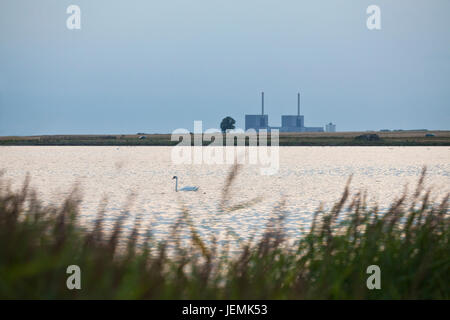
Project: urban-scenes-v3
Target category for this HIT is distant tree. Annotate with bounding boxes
[220,116,236,133]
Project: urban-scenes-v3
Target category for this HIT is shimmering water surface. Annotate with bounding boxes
[1,146,449,244]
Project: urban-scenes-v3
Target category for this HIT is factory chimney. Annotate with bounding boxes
[297,92,300,116]
[261,91,264,115]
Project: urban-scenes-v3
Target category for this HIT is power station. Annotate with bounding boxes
[244,92,269,132]
[245,92,332,132]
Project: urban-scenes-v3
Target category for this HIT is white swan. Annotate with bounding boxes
[172,176,199,192]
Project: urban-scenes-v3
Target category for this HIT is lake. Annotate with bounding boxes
[0,146,449,246]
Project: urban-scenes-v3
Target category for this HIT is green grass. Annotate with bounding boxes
[0,167,448,299]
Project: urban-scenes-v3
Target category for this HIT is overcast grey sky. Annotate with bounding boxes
[0,0,449,135]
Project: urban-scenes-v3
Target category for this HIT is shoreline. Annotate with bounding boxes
[1,130,449,146]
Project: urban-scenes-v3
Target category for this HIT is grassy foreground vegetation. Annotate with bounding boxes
[1,130,450,146]
[0,167,448,299]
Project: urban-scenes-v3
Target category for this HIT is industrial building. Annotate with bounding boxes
[245,92,326,132]
[325,122,336,132]
[244,92,269,131]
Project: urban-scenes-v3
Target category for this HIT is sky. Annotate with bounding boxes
[0,0,449,135]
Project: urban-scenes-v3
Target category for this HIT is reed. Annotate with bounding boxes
[0,168,448,299]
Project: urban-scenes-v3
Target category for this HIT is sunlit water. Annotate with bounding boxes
[1,146,449,247]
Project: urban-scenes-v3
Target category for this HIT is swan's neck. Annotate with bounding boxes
[175,177,178,192]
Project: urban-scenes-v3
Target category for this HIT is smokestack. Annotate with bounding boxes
[297,92,300,116]
[261,91,265,115]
